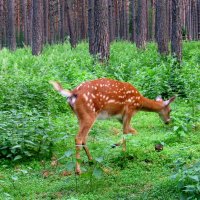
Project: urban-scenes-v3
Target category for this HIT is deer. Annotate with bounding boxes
[50,78,175,175]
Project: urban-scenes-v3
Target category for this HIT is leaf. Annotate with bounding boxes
[92,167,103,179]
[183,185,196,192]
[11,145,21,149]
[11,176,18,181]
[66,161,75,171]
[13,155,22,161]
[189,175,199,182]
[20,169,28,174]
[173,126,179,131]
[95,157,104,163]
[64,149,73,158]
[24,140,37,146]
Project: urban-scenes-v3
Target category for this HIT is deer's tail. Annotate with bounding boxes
[49,81,72,98]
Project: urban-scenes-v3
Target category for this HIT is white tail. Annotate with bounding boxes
[50,78,175,174]
[49,81,71,98]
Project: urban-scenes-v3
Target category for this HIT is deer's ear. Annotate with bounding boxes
[156,95,163,102]
[164,96,176,106]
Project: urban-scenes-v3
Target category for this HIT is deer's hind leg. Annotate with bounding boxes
[75,113,96,175]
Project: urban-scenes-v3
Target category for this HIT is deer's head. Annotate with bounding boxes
[156,96,176,124]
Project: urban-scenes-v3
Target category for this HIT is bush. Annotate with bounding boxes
[172,159,200,199]
[0,109,53,160]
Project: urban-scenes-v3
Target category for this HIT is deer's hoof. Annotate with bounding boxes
[75,169,81,175]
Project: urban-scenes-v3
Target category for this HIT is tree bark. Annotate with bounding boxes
[88,0,94,53]
[191,0,198,40]
[130,0,136,42]
[32,0,43,55]
[92,0,110,61]
[0,0,4,49]
[156,0,169,55]
[59,0,65,43]
[43,0,49,44]
[151,0,156,41]
[21,0,28,45]
[66,1,77,48]
[27,0,32,46]
[108,0,114,42]
[198,0,200,39]
[7,0,16,51]
[171,0,182,61]
[136,0,147,49]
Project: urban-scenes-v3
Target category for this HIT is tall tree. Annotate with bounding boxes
[120,0,129,40]
[26,0,32,46]
[80,0,87,40]
[88,0,94,53]
[198,0,200,39]
[130,0,136,42]
[7,0,16,51]
[0,0,3,49]
[108,0,114,42]
[156,0,169,55]
[114,0,120,39]
[43,0,49,44]
[171,0,182,61]
[151,0,156,41]
[90,0,110,61]
[21,0,28,45]
[191,0,198,40]
[66,1,77,48]
[59,0,65,43]
[32,0,43,55]
[136,0,147,49]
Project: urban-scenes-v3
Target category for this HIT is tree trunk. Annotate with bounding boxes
[136,0,147,49]
[43,0,49,44]
[59,0,65,43]
[49,0,55,44]
[171,0,182,61]
[27,0,32,46]
[114,0,120,39]
[21,0,28,45]
[108,0,114,42]
[156,0,169,55]
[130,0,136,42]
[0,0,3,49]
[88,0,94,53]
[66,1,77,48]
[7,0,16,51]
[32,0,43,55]
[80,0,87,40]
[151,0,156,41]
[198,0,200,39]
[92,0,110,61]
[191,0,198,40]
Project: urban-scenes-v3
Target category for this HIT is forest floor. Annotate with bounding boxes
[1,104,200,200]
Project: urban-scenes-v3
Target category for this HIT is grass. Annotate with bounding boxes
[0,41,200,199]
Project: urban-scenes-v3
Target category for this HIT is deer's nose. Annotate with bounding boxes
[165,119,170,125]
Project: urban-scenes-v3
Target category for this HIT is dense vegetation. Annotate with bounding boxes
[0,41,200,199]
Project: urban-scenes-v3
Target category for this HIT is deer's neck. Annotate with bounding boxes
[140,97,163,113]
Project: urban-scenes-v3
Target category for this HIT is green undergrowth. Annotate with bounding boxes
[0,41,200,199]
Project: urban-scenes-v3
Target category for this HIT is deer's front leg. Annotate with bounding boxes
[123,110,137,135]
[121,110,137,151]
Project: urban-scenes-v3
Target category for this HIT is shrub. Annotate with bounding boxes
[0,109,53,160]
[172,159,200,199]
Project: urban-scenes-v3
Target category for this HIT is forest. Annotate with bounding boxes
[0,0,200,199]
